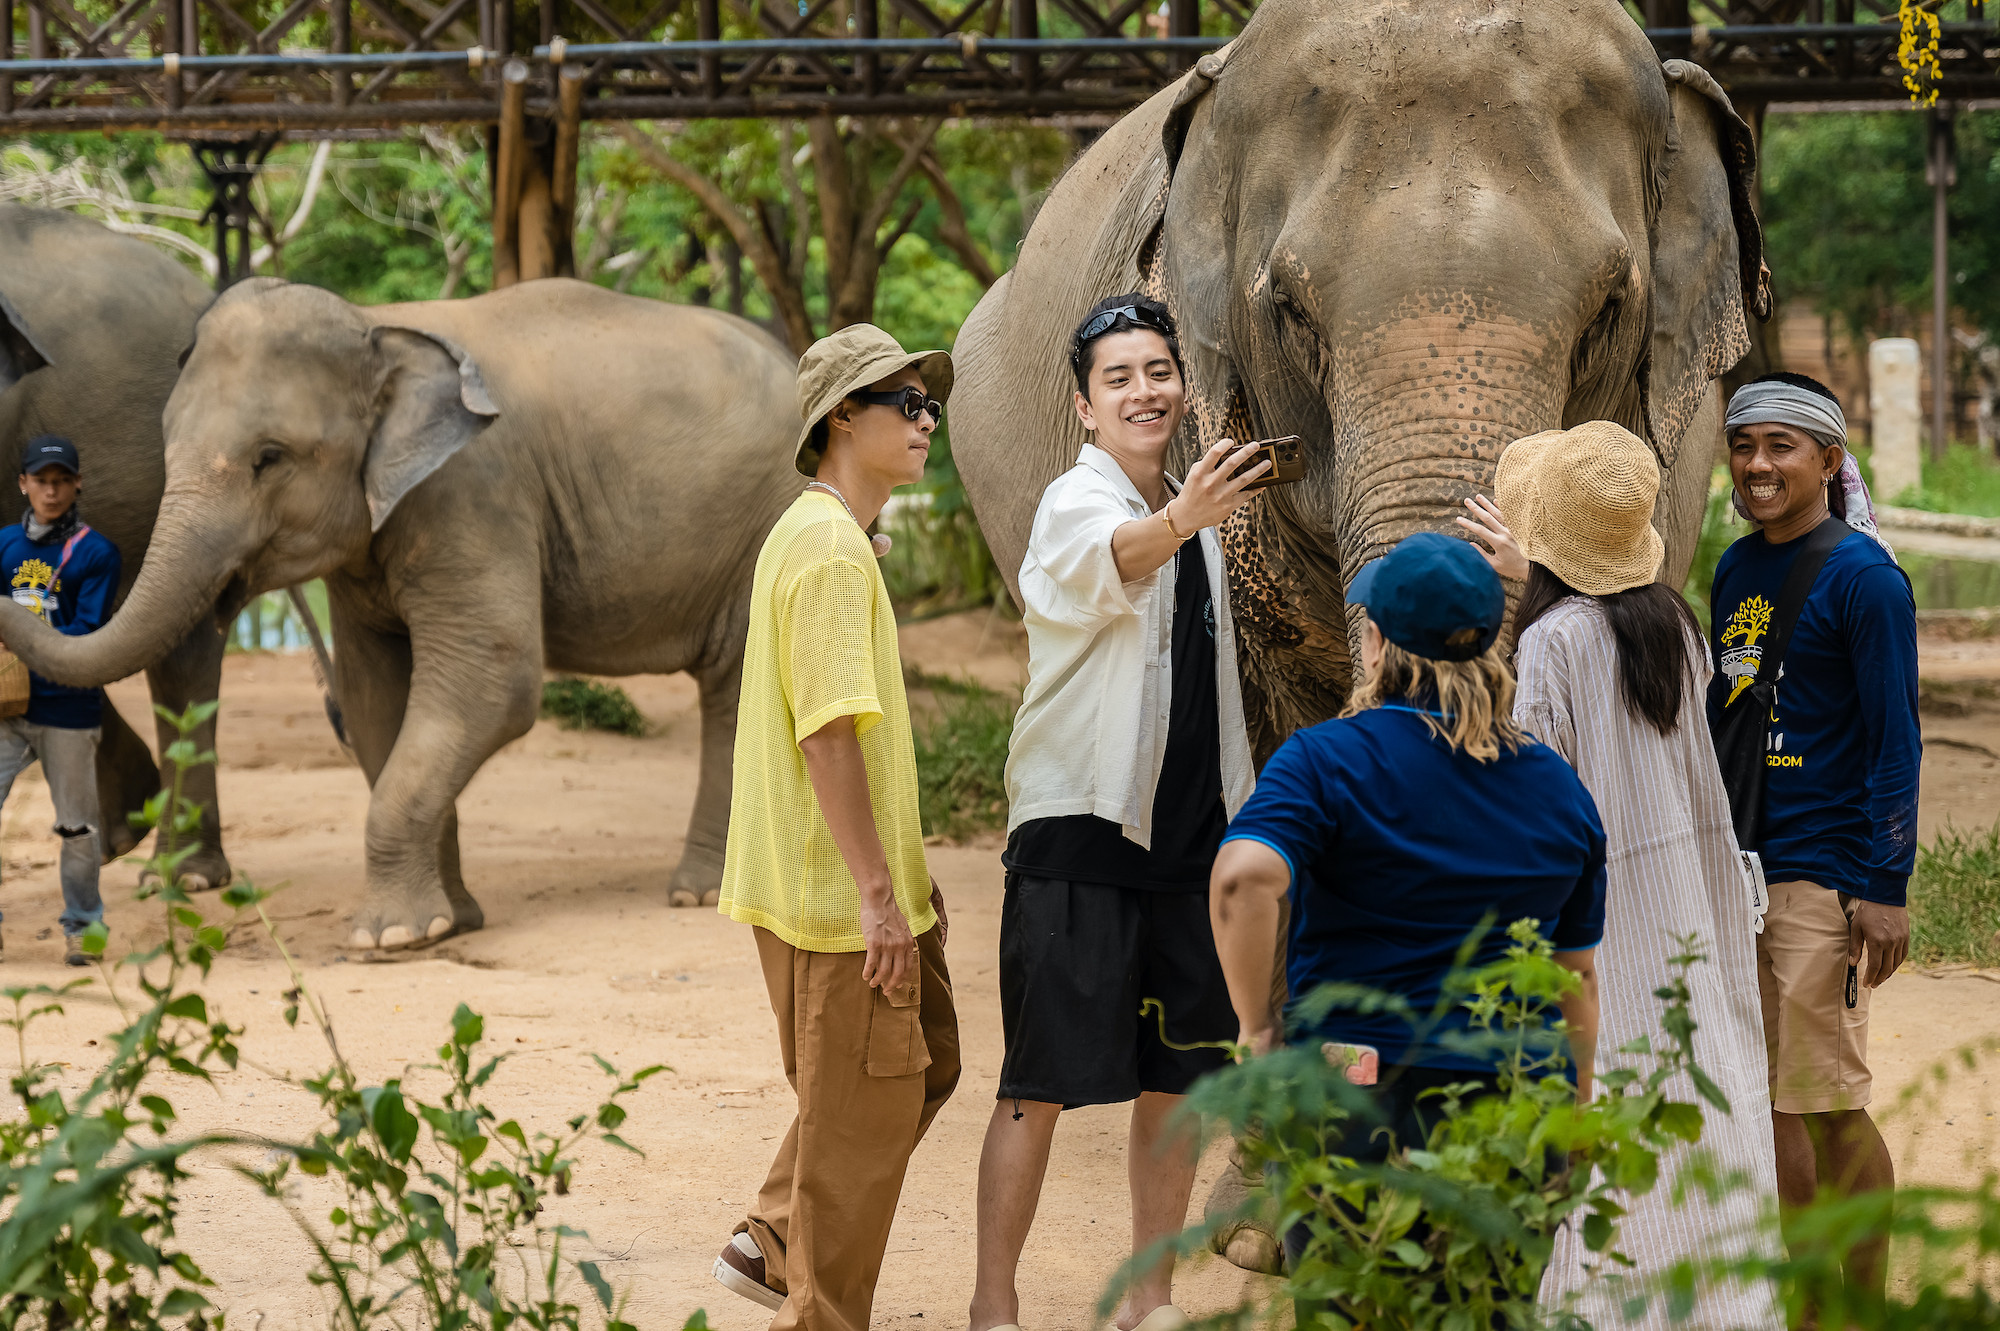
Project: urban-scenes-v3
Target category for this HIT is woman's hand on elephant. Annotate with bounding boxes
[1165,438,1267,536]
[1456,495,1530,581]
[930,876,948,947]
[860,887,917,993]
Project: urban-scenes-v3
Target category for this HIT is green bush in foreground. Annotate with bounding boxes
[541,678,647,737]
[1909,818,2000,968]
[0,703,673,1331]
[909,671,1014,841]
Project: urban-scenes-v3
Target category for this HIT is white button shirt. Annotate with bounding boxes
[1004,443,1255,850]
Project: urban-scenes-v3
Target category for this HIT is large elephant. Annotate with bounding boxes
[954,0,1767,758]
[0,276,802,950]
[0,206,236,887]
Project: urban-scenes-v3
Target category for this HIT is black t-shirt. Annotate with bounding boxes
[1004,544,1227,891]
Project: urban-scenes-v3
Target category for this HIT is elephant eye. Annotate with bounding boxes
[253,443,285,476]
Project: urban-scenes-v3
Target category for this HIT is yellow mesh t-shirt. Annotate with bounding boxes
[718,490,935,952]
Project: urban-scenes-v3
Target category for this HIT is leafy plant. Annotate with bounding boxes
[1885,443,2000,517]
[1682,468,1741,634]
[1129,922,1738,1330]
[908,671,1014,840]
[541,678,648,738]
[879,429,1008,622]
[1909,818,2000,968]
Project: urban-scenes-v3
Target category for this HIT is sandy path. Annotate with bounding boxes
[0,617,1994,1328]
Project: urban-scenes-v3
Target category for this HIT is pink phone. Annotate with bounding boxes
[1321,1041,1380,1086]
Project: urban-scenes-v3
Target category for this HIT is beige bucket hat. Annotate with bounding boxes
[793,323,953,477]
[1494,421,1666,596]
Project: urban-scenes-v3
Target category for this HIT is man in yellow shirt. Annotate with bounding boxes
[713,324,960,1331]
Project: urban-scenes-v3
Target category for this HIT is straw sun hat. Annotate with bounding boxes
[793,323,953,477]
[1493,421,1665,596]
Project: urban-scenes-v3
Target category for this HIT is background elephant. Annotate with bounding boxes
[953,0,1766,760]
[0,206,236,887]
[0,276,802,950]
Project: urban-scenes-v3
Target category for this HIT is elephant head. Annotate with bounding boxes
[1144,0,1763,740]
[0,279,498,687]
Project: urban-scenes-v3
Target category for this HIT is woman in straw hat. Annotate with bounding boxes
[1459,421,1783,1331]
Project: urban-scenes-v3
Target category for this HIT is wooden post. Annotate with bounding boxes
[549,62,586,278]
[1929,101,1955,462]
[698,0,719,100]
[1010,0,1035,95]
[493,58,530,288]
[1167,0,1195,70]
[29,0,46,59]
[856,0,878,96]
[330,0,350,107]
[2,0,14,116]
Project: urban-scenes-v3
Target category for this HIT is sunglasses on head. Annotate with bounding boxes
[1070,304,1176,365]
[852,385,943,423]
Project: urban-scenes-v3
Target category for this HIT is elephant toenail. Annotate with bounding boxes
[668,889,697,908]
[378,925,417,949]
[699,888,720,907]
[426,916,452,940]
[348,927,380,950]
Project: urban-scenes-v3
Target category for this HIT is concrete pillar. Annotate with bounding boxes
[1869,337,1924,504]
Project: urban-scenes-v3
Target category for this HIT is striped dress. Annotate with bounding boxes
[1516,599,1782,1331]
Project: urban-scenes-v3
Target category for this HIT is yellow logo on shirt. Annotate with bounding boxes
[1719,594,1775,705]
[10,557,57,620]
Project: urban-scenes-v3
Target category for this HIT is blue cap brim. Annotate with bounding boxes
[1345,559,1381,609]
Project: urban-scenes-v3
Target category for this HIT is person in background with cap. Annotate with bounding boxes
[710,325,960,1331]
[969,294,1264,1331]
[1209,532,1606,1314]
[1459,423,1782,1330]
[0,435,120,967]
[1708,372,1917,1319]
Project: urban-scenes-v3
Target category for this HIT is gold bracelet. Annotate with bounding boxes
[1160,502,1192,543]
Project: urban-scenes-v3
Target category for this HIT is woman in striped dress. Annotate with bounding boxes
[1460,421,1783,1331]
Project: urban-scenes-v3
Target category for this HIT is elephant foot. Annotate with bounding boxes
[1204,1154,1284,1275]
[138,866,219,894]
[668,887,721,908]
[348,889,479,953]
[1221,1224,1283,1276]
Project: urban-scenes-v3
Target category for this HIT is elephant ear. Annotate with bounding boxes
[1643,60,1770,468]
[364,325,499,532]
[0,289,54,393]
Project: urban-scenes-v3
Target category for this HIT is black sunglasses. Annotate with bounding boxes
[1070,304,1176,364]
[852,385,943,423]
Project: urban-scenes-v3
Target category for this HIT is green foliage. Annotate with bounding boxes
[0,701,239,1331]
[1762,108,2000,346]
[1909,819,2000,968]
[880,429,1008,620]
[1884,443,2000,517]
[1143,922,1732,1330]
[541,678,647,737]
[908,671,1014,841]
[0,703,664,1330]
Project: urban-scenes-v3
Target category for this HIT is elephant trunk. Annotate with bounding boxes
[1330,314,1570,578]
[0,497,244,688]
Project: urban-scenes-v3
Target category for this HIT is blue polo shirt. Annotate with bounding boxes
[1706,527,1920,906]
[0,517,121,729]
[1222,703,1607,1072]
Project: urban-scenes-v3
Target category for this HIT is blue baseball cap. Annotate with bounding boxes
[21,435,79,476]
[1346,532,1505,663]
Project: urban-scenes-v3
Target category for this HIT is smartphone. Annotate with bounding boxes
[1321,1040,1380,1087]
[1231,435,1305,491]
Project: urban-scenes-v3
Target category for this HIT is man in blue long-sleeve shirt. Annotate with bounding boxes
[1710,373,1920,1313]
[0,436,121,965]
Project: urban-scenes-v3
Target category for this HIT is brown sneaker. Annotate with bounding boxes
[63,933,91,967]
[712,1232,784,1311]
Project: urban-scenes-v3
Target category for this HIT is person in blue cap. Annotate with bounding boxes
[0,435,122,965]
[1208,531,1607,1306]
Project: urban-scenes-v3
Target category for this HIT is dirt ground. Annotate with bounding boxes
[1,611,1997,1330]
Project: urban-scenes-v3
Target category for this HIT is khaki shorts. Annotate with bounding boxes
[1756,879,1871,1115]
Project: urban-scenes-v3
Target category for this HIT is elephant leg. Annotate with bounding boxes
[142,622,231,890]
[344,612,538,953]
[94,702,158,863]
[666,647,741,909]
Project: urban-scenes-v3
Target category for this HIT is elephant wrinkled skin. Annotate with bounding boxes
[0,206,232,888]
[0,277,802,951]
[953,0,1765,759]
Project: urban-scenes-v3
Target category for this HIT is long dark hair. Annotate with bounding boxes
[1514,565,1704,736]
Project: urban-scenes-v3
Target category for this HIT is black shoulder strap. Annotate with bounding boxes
[1752,517,1848,688]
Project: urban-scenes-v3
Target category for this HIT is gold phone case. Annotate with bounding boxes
[1237,435,1305,491]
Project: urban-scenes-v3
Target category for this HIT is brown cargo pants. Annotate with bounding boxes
[739,923,960,1331]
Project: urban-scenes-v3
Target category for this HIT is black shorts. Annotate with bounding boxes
[997,873,1235,1107]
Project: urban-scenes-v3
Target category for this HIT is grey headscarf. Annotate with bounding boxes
[1722,380,1893,556]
